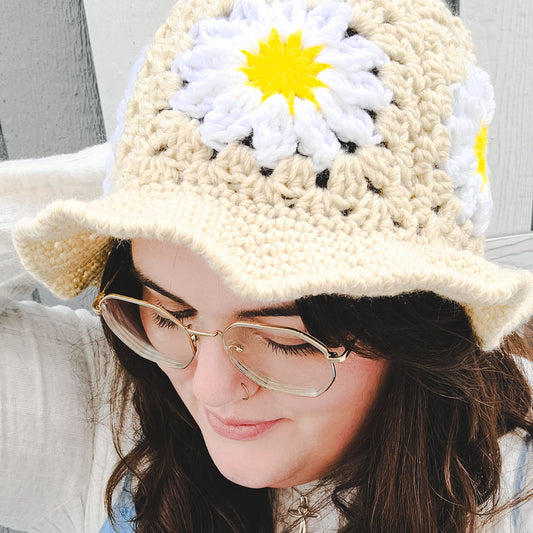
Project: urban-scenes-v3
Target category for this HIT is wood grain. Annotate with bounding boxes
[486,233,533,270]
[462,0,533,236]
[0,123,7,161]
[83,0,176,137]
[0,0,105,159]
[446,0,460,15]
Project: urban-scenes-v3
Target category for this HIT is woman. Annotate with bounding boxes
[2,0,533,531]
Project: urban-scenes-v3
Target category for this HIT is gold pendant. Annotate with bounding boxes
[288,495,320,533]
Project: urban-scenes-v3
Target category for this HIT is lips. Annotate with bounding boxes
[206,410,282,441]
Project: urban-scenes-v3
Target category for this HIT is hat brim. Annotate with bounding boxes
[13,183,533,351]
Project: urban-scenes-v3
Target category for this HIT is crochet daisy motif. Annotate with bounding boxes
[442,64,496,236]
[170,0,393,171]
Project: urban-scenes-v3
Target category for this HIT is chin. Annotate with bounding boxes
[207,446,283,488]
[204,438,315,489]
[220,468,274,489]
[217,464,298,489]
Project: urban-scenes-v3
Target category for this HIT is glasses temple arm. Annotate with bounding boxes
[327,336,358,362]
[91,264,124,314]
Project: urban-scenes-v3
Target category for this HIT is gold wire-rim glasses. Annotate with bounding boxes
[92,275,352,397]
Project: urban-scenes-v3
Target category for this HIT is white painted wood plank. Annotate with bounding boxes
[0,2,105,159]
[485,233,533,270]
[0,123,7,161]
[462,0,533,237]
[83,0,176,138]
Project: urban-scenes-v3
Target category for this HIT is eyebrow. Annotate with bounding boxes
[131,265,300,318]
[132,266,191,307]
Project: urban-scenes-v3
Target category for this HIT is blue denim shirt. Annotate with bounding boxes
[99,474,135,533]
[511,435,532,532]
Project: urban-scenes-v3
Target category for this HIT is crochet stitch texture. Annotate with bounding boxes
[13,0,533,350]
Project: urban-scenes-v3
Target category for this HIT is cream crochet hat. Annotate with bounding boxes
[13,0,533,350]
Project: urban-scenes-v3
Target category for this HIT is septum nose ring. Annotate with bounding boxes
[190,330,250,400]
[241,382,250,401]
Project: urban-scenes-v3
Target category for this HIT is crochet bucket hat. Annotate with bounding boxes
[13,0,533,350]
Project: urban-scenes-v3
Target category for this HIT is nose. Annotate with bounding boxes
[191,333,258,406]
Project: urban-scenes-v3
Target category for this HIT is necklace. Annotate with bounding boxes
[287,487,321,533]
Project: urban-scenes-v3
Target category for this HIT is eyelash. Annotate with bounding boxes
[144,294,319,357]
[265,338,320,357]
[151,309,193,329]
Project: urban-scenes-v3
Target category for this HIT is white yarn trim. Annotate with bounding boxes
[170,0,393,171]
[442,64,495,236]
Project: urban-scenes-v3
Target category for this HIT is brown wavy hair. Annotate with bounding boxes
[101,240,533,532]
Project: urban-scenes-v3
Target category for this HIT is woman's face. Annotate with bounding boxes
[131,238,389,489]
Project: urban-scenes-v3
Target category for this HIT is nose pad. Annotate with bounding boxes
[191,334,259,406]
[189,332,199,349]
[226,342,244,353]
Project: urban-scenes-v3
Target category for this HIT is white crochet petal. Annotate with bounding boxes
[302,2,353,46]
[191,19,260,53]
[341,35,390,67]
[452,65,495,123]
[321,69,392,110]
[455,174,482,222]
[174,43,245,82]
[250,95,298,167]
[442,115,477,188]
[319,35,390,73]
[230,0,280,24]
[316,89,381,145]
[171,70,248,119]
[446,117,477,157]
[199,87,261,150]
[470,185,493,236]
[277,0,309,21]
[475,68,496,118]
[444,148,477,188]
[192,18,238,42]
[293,99,340,171]
[270,0,308,38]
[443,62,495,232]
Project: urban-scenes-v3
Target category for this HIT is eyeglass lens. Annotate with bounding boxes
[99,296,337,395]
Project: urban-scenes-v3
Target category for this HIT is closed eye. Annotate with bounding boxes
[264,337,322,357]
[150,306,195,329]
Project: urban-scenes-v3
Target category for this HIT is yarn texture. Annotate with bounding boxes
[13,0,533,350]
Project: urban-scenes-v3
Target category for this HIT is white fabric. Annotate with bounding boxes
[0,297,116,532]
[0,149,532,532]
[0,146,119,532]
[0,143,109,308]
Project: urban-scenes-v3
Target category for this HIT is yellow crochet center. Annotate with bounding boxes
[240,28,331,114]
[474,122,489,190]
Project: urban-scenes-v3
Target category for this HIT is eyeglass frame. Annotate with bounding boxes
[92,268,353,397]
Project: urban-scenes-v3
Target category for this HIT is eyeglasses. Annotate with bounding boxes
[92,277,352,397]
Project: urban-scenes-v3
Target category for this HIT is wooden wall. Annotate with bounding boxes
[0,1,106,159]
[461,0,533,265]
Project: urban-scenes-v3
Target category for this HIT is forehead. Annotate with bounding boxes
[130,238,294,316]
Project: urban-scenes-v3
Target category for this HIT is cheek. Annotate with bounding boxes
[303,358,389,453]
[336,355,389,400]
[158,365,194,399]
[339,357,389,424]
